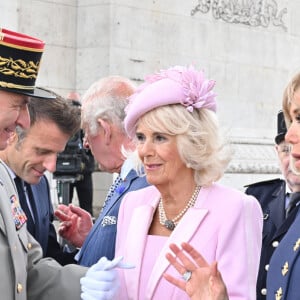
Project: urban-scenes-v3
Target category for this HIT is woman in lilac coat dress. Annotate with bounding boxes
[110,65,263,300]
[80,65,263,299]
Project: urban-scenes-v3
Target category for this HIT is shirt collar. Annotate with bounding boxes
[0,159,16,179]
[119,157,135,180]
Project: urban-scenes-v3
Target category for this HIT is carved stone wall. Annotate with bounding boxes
[191,0,287,31]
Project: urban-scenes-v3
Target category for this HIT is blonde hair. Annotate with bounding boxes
[282,72,300,128]
[133,104,232,187]
[282,72,300,175]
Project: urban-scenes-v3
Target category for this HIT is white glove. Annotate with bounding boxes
[80,256,134,300]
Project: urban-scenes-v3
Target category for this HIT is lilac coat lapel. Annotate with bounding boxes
[123,202,156,299]
[147,207,208,298]
[122,190,209,299]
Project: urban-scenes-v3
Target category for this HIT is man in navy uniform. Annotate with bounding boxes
[245,110,300,300]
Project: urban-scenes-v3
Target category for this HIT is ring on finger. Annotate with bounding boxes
[182,270,192,282]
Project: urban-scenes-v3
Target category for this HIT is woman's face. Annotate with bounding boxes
[135,121,193,187]
[285,88,300,174]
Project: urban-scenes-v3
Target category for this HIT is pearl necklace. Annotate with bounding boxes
[158,185,201,231]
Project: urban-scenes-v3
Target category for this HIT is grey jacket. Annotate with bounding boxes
[0,160,87,300]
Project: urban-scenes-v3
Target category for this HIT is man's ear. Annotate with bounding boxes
[7,132,17,146]
[97,118,111,145]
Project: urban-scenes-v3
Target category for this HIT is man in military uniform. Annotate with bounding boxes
[0,28,119,300]
[245,110,300,300]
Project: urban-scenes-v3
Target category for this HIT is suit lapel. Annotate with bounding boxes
[267,188,286,229]
[0,178,7,235]
[101,171,138,217]
[30,184,42,236]
[78,174,140,261]
[22,183,37,235]
[0,161,25,279]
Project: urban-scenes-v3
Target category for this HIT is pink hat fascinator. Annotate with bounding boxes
[124,65,217,138]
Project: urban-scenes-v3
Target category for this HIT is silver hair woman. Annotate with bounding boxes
[133,104,231,187]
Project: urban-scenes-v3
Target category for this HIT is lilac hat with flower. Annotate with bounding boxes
[124,65,217,138]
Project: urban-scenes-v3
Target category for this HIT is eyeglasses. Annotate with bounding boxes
[278,144,291,155]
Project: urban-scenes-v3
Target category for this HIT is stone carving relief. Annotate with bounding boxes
[191,0,287,31]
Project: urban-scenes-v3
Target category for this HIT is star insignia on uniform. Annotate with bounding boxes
[281,262,288,276]
[275,287,283,300]
[293,238,300,251]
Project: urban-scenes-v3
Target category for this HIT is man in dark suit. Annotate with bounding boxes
[245,110,300,300]
[0,93,80,265]
[55,76,149,265]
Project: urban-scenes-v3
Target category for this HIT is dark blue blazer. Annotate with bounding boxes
[267,196,300,300]
[26,175,76,265]
[77,169,149,266]
[245,178,299,300]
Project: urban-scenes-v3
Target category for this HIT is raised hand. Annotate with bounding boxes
[164,242,229,300]
[54,204,93,247]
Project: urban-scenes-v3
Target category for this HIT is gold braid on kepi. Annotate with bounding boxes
[0,28,54,99]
